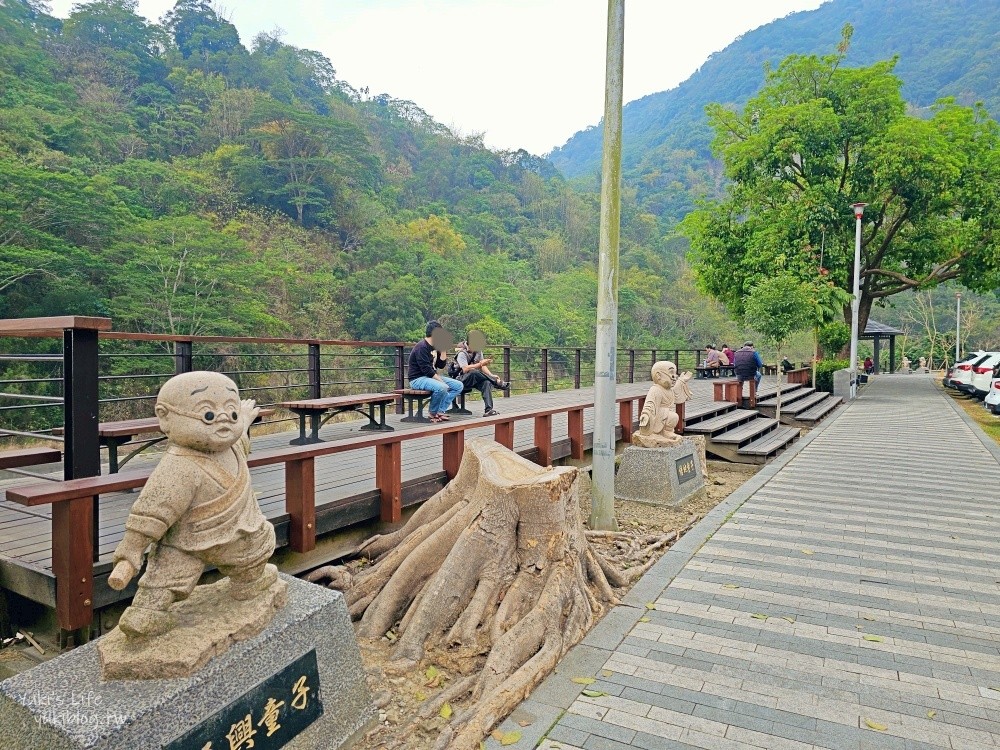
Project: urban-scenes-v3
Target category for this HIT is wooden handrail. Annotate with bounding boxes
[4,391,648,632]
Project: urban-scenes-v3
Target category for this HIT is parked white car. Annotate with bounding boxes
[970,353,1000,399]
[957,352,1000,398]
[945,351,986,389]
[948,352,988,392]
[985,377,1000,414]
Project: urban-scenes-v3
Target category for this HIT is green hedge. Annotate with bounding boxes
[815,358,849,393]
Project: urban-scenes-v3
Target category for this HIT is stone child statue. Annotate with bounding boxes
[632,361,693,449]
[108,371,280,639]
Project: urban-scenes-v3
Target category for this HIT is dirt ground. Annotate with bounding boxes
[358,459,760,750]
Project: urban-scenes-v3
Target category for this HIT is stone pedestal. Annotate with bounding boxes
[614,441,706,507]
[0,575,374,750]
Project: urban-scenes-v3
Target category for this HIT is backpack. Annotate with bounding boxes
[447,358,464,379]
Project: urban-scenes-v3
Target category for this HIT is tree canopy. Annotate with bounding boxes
[684,28,1000,333]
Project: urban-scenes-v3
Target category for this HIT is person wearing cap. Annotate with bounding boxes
[733,341,764,388]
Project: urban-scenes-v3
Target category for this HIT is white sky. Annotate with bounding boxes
[47,0,827,154]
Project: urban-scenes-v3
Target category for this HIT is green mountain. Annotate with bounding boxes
[549,0,1000,224]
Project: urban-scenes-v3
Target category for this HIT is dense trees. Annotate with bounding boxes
[684,30,1000,334]
[0,0,734,350]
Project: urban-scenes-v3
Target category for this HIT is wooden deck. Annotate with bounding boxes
[0,378,777,613]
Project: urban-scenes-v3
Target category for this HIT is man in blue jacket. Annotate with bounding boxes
[733,341,764,389]
[407,320,463,422]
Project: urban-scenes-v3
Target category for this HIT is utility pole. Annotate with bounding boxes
[955,292,961,364]
[589,0,624,532]
[848,202,866,400]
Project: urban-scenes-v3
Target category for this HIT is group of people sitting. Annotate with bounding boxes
[703,344,736,376]
[407,321,510,423]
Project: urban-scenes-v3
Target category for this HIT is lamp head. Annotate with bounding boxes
[851,202,867,219]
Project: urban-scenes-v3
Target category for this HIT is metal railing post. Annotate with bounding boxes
[308,343,321,399]
[574,348,582,389]
[629,349,635,383]
[64,326,101,582]
[173,340,193,374]
[395,345,405,413]
[674,349,680,370]
[503,346,511,397]
[541,348,549,392]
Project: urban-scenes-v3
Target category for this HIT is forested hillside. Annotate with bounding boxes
[550,0,1000,225]
[0,0,742,348]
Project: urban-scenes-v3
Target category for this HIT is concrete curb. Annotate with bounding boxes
[938,383,1000,464]
[484,397,854,749]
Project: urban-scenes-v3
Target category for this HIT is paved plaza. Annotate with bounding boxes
[494,375,1000,750]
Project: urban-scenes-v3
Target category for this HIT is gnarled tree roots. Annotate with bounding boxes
[305,438,673,750]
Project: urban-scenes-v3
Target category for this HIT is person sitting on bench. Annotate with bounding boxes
[452,335,510,417]
[408,320,463,423]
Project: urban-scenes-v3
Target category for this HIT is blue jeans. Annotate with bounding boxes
[409,376,463,414]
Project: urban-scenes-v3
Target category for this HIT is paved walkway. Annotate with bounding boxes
[492,375,1000,750]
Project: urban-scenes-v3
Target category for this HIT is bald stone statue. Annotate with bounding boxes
[107,371,281,639]
[632,361,693,449]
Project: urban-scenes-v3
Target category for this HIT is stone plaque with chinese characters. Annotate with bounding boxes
[165,650,323,750]
[674,455,697,485]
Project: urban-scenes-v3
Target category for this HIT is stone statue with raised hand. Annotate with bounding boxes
[107,371,283,641]
[632,361,693,449]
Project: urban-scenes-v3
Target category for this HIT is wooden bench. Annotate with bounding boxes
[695,365,735,379]
[785,367,811,385]
[713,379,743,403]
[393,388,469,422]
[279,393,395,445]
[57,410,275,473]
[0,447,62,470]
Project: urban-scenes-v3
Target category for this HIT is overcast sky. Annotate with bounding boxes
[47,0,827,154]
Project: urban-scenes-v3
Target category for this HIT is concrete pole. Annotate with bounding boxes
[848,203,866,400]
[589,0,624,532]
[955,292,961,364]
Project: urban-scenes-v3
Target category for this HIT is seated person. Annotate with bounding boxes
[718,346,731,369]
[733,342,764,388]
[452,339,509,417]
[781,356,795,373]
[721,344,735,366]
[863,356,875,375]
[407,320,463,423]
[704,345,721,377]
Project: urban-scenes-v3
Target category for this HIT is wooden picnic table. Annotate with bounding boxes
[279,393,396,444]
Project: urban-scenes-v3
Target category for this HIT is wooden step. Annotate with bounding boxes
[684,409,758,437]
[711,417,778,445]
[739,425,800,458]
[779,391,830,416]
[684,401,737,424]
[796,395,842,424]
[757,385,813,407]
[755,383,805,401]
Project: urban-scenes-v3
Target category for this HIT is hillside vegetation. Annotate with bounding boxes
[0,0,741,349]
[550,0,1000,226]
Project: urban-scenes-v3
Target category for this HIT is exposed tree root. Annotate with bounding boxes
[308,438,677,750]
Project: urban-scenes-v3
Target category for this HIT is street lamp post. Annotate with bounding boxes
[849,202,867,400]
[955,292,962,365]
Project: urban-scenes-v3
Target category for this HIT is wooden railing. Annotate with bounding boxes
[5,388,647,632]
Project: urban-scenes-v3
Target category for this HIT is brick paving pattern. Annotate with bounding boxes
[532,376,1000,750]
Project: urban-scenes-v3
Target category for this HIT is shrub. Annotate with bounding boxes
[815,358,849,393]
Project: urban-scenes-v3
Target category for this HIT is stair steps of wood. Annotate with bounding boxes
[738,425,802,458]
[796,396,842,424]
[683,409,760,437]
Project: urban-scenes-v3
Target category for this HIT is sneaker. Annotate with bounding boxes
[484,408,500,417]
